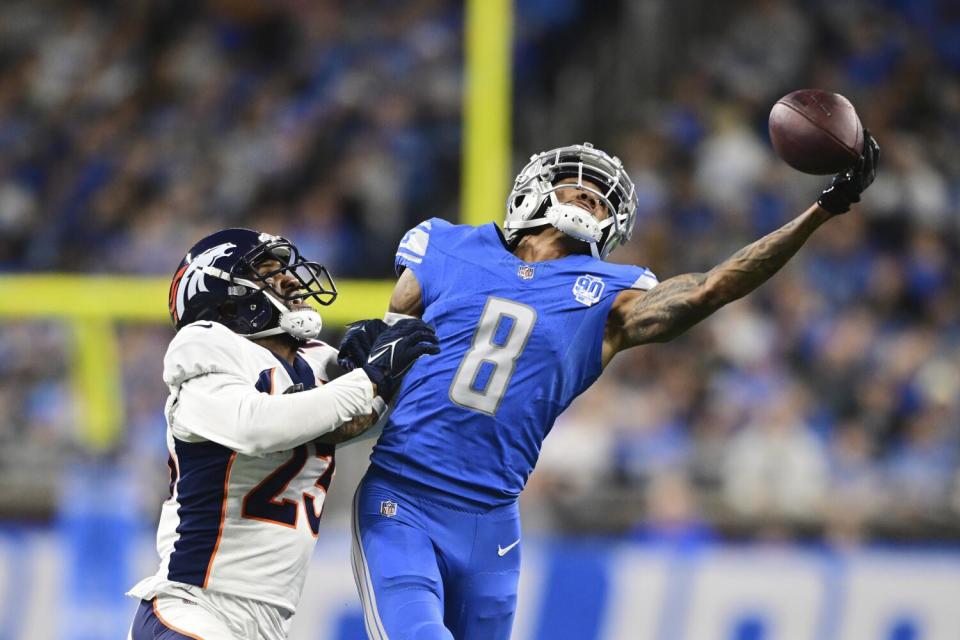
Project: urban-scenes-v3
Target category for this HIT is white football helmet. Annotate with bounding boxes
[504,142,637,259]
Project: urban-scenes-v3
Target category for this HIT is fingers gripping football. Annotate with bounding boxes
[817,130,881,214]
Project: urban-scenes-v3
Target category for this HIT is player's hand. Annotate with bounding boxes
[818,129,880,214]
[314,411,379,445]
[338,319,389,372]
[361,318,440,401]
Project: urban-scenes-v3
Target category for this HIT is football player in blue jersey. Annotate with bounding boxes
[339,137,879,640]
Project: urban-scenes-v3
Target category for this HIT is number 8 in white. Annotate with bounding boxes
[449,297,536,415]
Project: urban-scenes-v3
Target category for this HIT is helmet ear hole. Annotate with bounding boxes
[513,183,545,219]
[220,301,238,319]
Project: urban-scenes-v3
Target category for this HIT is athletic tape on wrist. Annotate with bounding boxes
[383,312,417,326]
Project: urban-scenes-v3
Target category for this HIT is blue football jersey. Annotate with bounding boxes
[370,218,658,508]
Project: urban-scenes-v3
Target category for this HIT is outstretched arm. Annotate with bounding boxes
[604,131,880,364]
[608,203,831,353]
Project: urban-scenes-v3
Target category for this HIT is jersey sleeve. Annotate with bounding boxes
[162,321,246,387]
[164,322,381,456]
[171,368,379,456]
[630,267,659,291]
[394,217,454,308]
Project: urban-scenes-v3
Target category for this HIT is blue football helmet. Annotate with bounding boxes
[168,228,337,340]
[504,142,638,260]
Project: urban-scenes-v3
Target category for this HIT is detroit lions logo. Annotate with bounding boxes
[572,274,605,306]
[172,243,236,322]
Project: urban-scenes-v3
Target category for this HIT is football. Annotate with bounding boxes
[768,89,864,175]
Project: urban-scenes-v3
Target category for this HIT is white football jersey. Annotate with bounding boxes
[129,321,382,614]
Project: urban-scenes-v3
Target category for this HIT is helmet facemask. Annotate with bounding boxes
[504,143,637,260]
[238,239,336,307]
[219,234,337,340]
[170,228,341,342]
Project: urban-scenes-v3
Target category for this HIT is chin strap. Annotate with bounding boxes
[244,307,323,340]
[543,194,604,242]
[202,266,324,340]
[504,193,614,259]
[383,311,417,326]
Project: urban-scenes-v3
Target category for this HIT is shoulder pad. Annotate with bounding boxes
[395,218,454,276]
[163,321,247,387]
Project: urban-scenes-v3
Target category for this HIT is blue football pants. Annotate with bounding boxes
[351,468,522,640]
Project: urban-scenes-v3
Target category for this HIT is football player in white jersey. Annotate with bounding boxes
[127,228,439,640]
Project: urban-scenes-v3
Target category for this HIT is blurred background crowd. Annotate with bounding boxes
[1,0,959,548]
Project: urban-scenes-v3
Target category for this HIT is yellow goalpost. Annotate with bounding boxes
[0,0,512,452]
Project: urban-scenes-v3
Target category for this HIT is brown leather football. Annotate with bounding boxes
[769,90,864,175]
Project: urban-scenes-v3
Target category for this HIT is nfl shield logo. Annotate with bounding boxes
[517,265,535,280]
[380,500,398,517]
[572,274,606,306]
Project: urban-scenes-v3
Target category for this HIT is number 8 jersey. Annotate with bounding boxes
[371,218,658,509]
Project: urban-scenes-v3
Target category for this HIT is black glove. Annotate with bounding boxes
[337,319,389,372]
[360,318,440,401]
[818,129,881,214]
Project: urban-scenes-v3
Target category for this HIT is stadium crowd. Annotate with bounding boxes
[1,0,958,544]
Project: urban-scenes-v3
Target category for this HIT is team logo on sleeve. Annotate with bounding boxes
[517,265,535,280]
[396,223,430,265]
[380,500,398,517]
[572,274,605,306]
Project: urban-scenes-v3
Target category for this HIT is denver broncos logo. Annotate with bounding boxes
[169,243,236,324]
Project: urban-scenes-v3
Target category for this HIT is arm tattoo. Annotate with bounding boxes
[623,272,710,345]
[314,412,378,445]
[625,205,831,345]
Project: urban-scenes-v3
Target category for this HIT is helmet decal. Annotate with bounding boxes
[168,228,337,340]
[175,243,236,322]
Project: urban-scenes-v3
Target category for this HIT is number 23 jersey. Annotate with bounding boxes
[128,322,368,614]
[371,218,658,508]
